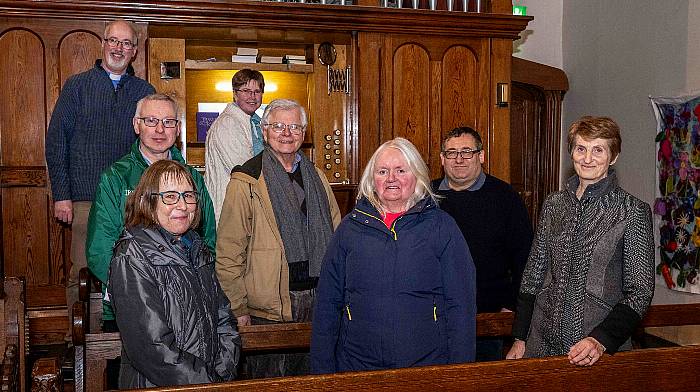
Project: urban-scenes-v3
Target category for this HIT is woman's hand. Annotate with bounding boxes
[568,336,606,366]
[506,339,526,359]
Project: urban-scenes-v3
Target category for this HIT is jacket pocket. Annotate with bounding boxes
[245,248,282,312]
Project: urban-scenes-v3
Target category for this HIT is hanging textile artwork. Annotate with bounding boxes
[652,94,700,294]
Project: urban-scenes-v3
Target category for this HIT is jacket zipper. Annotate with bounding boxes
[433,298,437,322]
[345,304,352,321]
[355,208,401,241]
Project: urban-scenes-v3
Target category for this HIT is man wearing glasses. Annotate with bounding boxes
[205,69,266,224]
[432,126,533,361]
[86,94,216,332]
[217,99,340,378]
[45,19,154,341]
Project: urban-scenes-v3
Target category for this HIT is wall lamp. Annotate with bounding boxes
[496,82,509,107]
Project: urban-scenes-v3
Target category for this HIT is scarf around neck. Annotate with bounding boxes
[262,147,333,277]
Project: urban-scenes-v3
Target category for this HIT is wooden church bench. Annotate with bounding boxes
[119,344,700,392]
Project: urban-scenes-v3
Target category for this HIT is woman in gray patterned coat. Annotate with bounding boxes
[507,116,654,366]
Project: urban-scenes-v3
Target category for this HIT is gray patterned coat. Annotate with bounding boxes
[512,170,654,356]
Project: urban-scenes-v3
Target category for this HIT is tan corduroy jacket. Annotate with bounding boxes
[216,156,341,322]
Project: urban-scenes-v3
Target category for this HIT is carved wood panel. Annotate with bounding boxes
[0,29,50,287]
[392,43,431,164]
[373,35,491,180]
[59,31,102,88]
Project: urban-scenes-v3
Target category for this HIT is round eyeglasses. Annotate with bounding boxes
[442,149,482,160]
[265,122,305,135]
[151,191,199,205]
[104,37,135,50]
[138,117,180,129]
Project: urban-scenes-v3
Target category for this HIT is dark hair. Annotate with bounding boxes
[232,69,265,92]
[124,160,201,230]
[567,116,621,160]
[442,127,483,151]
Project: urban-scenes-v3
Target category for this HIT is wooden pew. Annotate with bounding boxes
[125,345,700,392]
[73,268,700,391]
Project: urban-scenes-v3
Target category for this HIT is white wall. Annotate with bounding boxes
[512,0,563,68]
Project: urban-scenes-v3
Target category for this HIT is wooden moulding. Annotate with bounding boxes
[184,60,313,73]
[0,0,532,39]
[512,57,569,92]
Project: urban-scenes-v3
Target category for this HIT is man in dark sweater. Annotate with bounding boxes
[432,126,533,361]
[45,19,155,340]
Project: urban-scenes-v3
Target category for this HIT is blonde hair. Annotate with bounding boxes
[358,137,436,213]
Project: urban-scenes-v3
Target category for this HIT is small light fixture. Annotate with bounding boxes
[496,82,509,107]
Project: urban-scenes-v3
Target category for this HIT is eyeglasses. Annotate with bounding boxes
[265,122,305,135]
[151,191,199,205]
[104,37,135,50]
[442,149,482,160]
[235,88,263,96]
[137,117,180,128]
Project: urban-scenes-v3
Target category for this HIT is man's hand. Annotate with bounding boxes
[54,200,73,224]
[237,315,251,326]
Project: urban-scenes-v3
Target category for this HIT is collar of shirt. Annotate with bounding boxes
[439,171,486,191]
[139,146,171,166]
[291,152,302,173]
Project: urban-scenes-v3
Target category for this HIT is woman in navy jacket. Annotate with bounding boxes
[311,137,476,373]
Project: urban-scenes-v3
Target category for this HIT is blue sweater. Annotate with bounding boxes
[311,197,476,374]
[46,60,155,202]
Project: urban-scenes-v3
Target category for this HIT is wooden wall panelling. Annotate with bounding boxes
[391,43,431,165]
[310,43,350,184]
[0,17,148,344]
[357,32,382,175]
[488,38,512,182]
[148,38,186,155]
[509,82,541,222]
[382,35,490,178]
[0,29,50,287]
[510,57,568,226]
[429,61,442,180]
[440,44,485,177]
[148,38,186,114]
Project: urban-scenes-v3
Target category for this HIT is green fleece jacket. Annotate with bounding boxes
[86,140,216,320]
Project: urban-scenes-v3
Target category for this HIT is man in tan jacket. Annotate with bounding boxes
[216,99,340,377]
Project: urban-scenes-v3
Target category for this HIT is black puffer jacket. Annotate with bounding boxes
[109,225,240,389]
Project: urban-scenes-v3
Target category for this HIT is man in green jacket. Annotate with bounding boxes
[86,93,216,327]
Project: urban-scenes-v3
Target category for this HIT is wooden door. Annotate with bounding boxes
[358,33,494,180]
[510,82,543,224]
[0,17,146,344]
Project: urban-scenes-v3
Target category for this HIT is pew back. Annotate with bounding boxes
[126,345,700,392]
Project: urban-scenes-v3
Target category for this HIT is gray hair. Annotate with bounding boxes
[104,19,138,46]
[358,137,437,213]
[261,99,308,127]
[134,93,180,119]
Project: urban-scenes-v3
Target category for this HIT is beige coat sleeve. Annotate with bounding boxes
[215,176,252,317]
